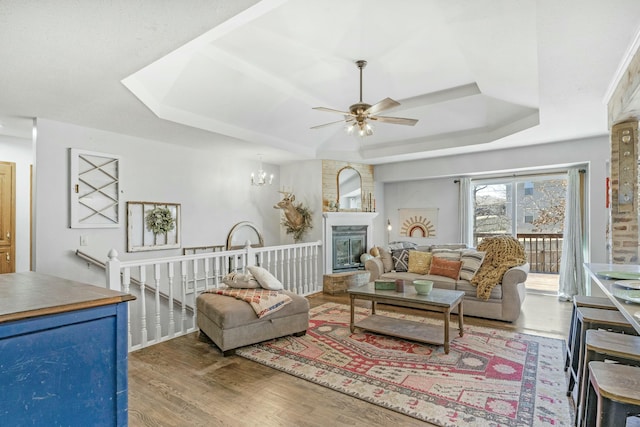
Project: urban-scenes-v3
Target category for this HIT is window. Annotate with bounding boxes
[524,181,534,196]
[471,174,566,246]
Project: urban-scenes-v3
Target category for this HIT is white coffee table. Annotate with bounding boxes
[347,284,464,354]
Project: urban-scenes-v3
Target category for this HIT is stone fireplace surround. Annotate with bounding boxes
[322,212,378,274]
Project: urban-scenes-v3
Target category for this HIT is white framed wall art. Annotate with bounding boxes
[69,148,121,228]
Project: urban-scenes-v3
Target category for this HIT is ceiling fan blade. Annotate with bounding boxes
[310,119,354,130]
[371,115,418,126]
[365,97,401,116]
[313,106,354,116]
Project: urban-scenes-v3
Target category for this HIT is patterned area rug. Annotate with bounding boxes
[236,302,573,427]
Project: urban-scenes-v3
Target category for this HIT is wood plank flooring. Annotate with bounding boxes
[128,292,573,426]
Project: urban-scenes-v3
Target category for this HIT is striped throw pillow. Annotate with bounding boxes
[459,249,486,281]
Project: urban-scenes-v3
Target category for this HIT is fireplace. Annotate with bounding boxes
[322,212,378,274]
[332,226,367,271]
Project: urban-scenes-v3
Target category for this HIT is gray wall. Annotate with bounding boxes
[372,136,609,264]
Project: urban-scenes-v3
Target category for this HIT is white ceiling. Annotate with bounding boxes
[2,0,640,165]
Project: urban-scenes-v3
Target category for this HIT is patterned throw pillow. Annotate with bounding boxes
[428,256,463,280]
[222,272,260,289]
[431,248,462,261]
[392,249,410,272]
[459,249,486,281]
[388,241,418,251]
[407,251,433,275]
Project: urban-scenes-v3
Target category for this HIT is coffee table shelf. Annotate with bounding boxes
[354,314,457,347]
[348,284,464,354]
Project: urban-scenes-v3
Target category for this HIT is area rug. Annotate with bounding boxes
[236,302,573,427]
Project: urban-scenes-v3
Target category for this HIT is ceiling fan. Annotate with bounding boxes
[311,60,418,137]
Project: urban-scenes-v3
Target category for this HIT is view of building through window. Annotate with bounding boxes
[471,174,567,292]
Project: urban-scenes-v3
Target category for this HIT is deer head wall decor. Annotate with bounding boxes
[274,191,312,242]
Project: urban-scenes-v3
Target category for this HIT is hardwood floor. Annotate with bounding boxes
[128,292,573,426]
[526,272,559,294]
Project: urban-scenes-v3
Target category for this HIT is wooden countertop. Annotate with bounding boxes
[0,272,136,323]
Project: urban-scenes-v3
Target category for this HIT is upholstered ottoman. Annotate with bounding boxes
[196,290,309,356]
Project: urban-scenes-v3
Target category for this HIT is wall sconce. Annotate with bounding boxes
[387,219,392,243]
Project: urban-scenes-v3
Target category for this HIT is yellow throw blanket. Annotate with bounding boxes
[470,236,526,300]
[205,288,292,318]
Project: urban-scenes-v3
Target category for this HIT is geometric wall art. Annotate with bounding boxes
[398,208,438,238]
[69,148,121,228]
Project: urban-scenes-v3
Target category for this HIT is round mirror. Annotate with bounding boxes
[338,167,362,211]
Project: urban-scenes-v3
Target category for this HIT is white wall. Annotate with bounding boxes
[279,160,323,244]
[34,119,281,286]
[373,136,610,264]
[384,177,459,246]
[0,134,33,272]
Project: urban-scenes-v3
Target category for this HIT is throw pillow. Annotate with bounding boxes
[222,272,260,289]
[408,250,433,275]
[431,248,462,261]
[459,249,486,281]
[247,265,284,290]
[388,241,418,251]
[378,246,394,272]
[391,249,410,272]
[429,256,463,280]
[369,246,380,257]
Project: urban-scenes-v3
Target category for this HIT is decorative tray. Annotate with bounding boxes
[596,270,640,280]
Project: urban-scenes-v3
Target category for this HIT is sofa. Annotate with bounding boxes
[364,242,529,322]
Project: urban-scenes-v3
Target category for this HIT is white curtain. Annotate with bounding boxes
[458,177,473,247]
[558,168,585,300]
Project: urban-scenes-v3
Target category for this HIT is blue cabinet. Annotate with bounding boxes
[0,272,135,426]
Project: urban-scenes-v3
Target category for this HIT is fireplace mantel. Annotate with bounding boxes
[322,212,378,274]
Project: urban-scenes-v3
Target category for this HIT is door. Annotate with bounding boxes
[471,174,567,293]
[0,162,16,273]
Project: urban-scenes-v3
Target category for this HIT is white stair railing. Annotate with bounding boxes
[105,240,323,352]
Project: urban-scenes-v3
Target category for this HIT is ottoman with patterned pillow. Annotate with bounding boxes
[197,290,309,356]
[197,265,309,356]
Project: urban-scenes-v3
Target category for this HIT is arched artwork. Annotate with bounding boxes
[398,208,438,238]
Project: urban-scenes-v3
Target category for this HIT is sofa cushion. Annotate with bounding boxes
[379,272,457,290]
[378,246,394,272]
[392,249,410,272]
[408,250,432,274]
[457,281,503,300]
[460,249,486,281]
[429,256,462,280]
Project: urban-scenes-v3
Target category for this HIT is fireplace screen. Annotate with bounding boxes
[332,225,367,272]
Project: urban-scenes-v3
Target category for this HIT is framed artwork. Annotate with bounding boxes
[69,148,121,228]
[398,208,438,238]
[127,201,181,252]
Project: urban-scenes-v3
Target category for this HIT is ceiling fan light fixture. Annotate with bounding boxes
[311,59,417,136]
[356,122,373,137]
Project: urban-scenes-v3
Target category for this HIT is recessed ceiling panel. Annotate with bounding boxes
[122,0,544,160]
